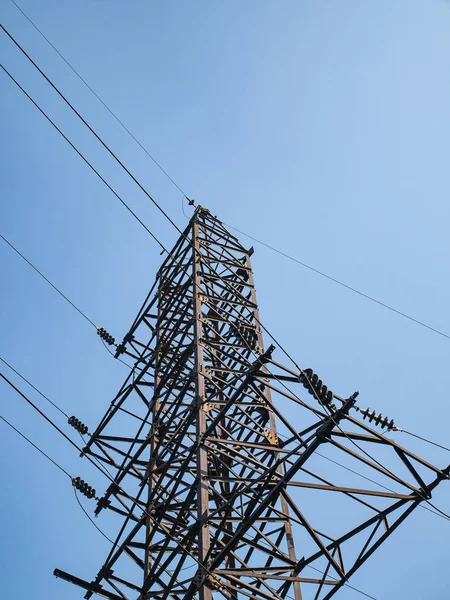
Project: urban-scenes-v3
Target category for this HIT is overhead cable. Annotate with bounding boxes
[0,65,165,254]
[3,58,447,524]
[399,429,450,454]
[10,0,190,199]
[0,231,96,329]
[4,24,450,526]
[0,31,307,378]
[223,223,450,342]
[0,371,86,455]
[0,225,134,368]
[73,487,115,544]
[3,56,448,526]
[1,25,186,243]
[0,413,71,478]
[2,24,428,396]
[3,365,447,599]
[6,9,448,345]
[0,355,69,418]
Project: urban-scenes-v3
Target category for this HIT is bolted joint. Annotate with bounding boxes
[248,344,276,375]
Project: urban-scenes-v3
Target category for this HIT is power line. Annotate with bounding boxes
[0,413,71,478]
[305,564,378,600]
[0,65,165,255]
[5,14,450,534]
[0,62,266,388]
[4,15,449,597]
[0,231,96,329]
[0,355,69,418]
[400,429,450,453]
[1,25,187,244]
[1,57,279,381]
[5,22,440,395]
[7,8,448,346]
[0,370,85,455]
[4,52,449,527]
[223,223,450,342]
[6,25,445,417]
[0,225,134,369]
[4,52,447,523]
[0,370,123,488]
[73,487,115,544]
[3,359,446,600]
[0,30,309,381]
[10,0,190,200]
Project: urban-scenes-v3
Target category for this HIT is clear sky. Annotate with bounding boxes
[1,1,450,599]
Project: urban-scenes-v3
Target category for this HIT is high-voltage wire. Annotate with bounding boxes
[2,52,448,527]
[4,16,449,599]
[0,65,165,254]
[1,404,115,544]
[0,228,132,368]
[10,0,190,200]
[4,21,444,407]
[400,429,450,454]
[0,231,96,329]
[4,24,442,424]
[0,224,133,370]
[2,50,446,525]
[0,413,71,478]
[1,58,286,382]
[0,355,69,418]
[1,29,307,386]
[222,223,450,342]
[8,8,449,346]
[1,366,445,599]
[2,342,448,599]
[73,487,115,544]
[0,371,87,455]
[1,25,184,244]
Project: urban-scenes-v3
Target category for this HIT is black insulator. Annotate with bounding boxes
[68,415,89,435]
[299,368,334,405]
[360,407,395,431]
[97,327,115,345]
[324,389,333,405]
[236,267,249,281]
[301,368,314,389]
[73,476,96,499]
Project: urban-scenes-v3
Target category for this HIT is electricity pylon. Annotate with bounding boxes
[55,206,450,600]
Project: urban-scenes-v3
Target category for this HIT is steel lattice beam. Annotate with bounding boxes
[55,206,450,600]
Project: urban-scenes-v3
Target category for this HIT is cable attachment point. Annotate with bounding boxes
[299,368,333,405]
[186,196,195,206]
[357,406,396,431]
[72,476,96,499]
[68,416,89,435]
[97,327,115,345]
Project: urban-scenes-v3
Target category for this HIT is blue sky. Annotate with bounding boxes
[1,1,450,598]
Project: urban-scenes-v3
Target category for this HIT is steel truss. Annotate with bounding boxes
[55,207,450,600]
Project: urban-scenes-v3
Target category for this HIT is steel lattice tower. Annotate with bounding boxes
[55,206,450,600]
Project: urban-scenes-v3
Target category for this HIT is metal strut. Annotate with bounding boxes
[55,206,450,600]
